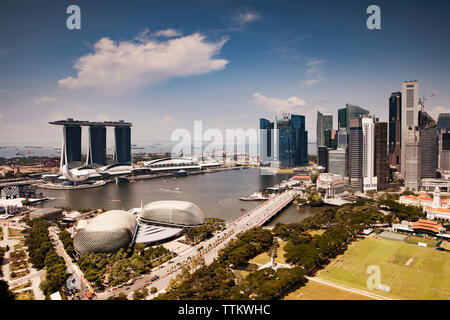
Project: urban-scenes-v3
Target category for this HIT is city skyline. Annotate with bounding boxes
[1,0,450,145]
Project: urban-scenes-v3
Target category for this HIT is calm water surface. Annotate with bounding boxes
[36,168,323,223]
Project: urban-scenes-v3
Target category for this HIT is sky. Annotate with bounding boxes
[0,0,450,146]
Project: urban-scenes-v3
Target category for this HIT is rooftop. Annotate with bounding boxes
[412,219,444,234]
[49,119,132,127]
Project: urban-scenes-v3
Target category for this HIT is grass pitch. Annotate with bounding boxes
[317,238,450,300]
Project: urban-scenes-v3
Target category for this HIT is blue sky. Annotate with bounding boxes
[0,0,449,145]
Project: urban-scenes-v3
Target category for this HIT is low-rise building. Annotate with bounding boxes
[316,173,345,197]
[424,206,450,221]
[29,207,63,220]
[399,187,450,208]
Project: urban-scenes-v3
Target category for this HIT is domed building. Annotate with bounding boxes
[73,210,137,254]
[139,200,205,227]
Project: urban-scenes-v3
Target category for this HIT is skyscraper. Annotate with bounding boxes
[114,126,132,164]
[61,124,82,169]
[345,104,370,128]
[375,122,389,191]
[277,114,308,167]
[348,118,363,192]
[328,148,346,178]
[388,92,402,172]
[259,118,275,164]
[337,128,348,149]
[318,146,328,170]
[437,113,450,171]
[87,125,107,166]
[401,80,420,190]
[324,129,338,149]
[338,108,347,129]
[362,117,377,191]
[420,124,438,178]
[316,111,333,147]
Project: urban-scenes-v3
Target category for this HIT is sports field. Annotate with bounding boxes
[317,238,450,300]
[284,279,375,300]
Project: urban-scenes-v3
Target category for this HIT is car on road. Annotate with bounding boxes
[150,275,160,282]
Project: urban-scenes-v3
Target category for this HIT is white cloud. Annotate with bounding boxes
[234,12,259,25]
[58,31,229,90]
[230,11,260,30]
[253,93,307,114]
[153,29,182,38]
[429,105,450,120]
[33,96,56,105]
[304,58,327,86]
[253,93,324,132]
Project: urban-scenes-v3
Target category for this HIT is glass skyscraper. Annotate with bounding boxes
[63,125,82,166]
[114,126,131,164]
[277,114,308,167]
[259,118,275,164]
[87,126,107,166]
[317,111,333,147]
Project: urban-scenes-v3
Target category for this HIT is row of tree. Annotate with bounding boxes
[24,219,68,297]
[185,218,225,245]
[77,243,170,287]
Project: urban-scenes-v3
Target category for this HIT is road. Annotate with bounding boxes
[96,190,296,300]
[48,227,88,299]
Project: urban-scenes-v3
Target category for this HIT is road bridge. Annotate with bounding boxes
[95,190,297,300]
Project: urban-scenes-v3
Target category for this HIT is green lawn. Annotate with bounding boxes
[318,238,450,300]
[8,228,25,238]
[250,252,271,265]
[308,229,326,237]
[275,240,287,264]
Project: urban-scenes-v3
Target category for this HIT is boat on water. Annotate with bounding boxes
[239,192,269,201]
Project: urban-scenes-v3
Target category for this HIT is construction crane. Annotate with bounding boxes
[419,92,437,111]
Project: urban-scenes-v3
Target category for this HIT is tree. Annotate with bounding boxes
[308,191,323,207]
[310,173,318,183]
[150,287,158,295]
[133,287,148,300]
[0,280,14,300]
[366,189,377,199]
[108,292,128,300]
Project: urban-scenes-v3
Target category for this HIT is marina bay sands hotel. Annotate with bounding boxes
[49,118,132,169]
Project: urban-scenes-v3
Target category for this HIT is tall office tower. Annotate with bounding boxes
[401,80,420,190]
[277,114,308,167]
[345,104,370,128]
[348,118,363,191]
[388,92,402,172]
[437,113,450,171]
[86,126,107,166]
[259,118,275,164]
[338,108,347,129]
[318,146,328,170]
[362,117,377,191]
[324,129,338,149]
[316,111,333,147]
[114,125,132,164]
[374,122,389,191]
[337,128,348,149]
[328,148,346,178]
[61,124,82,169]
[419,124,438,178]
